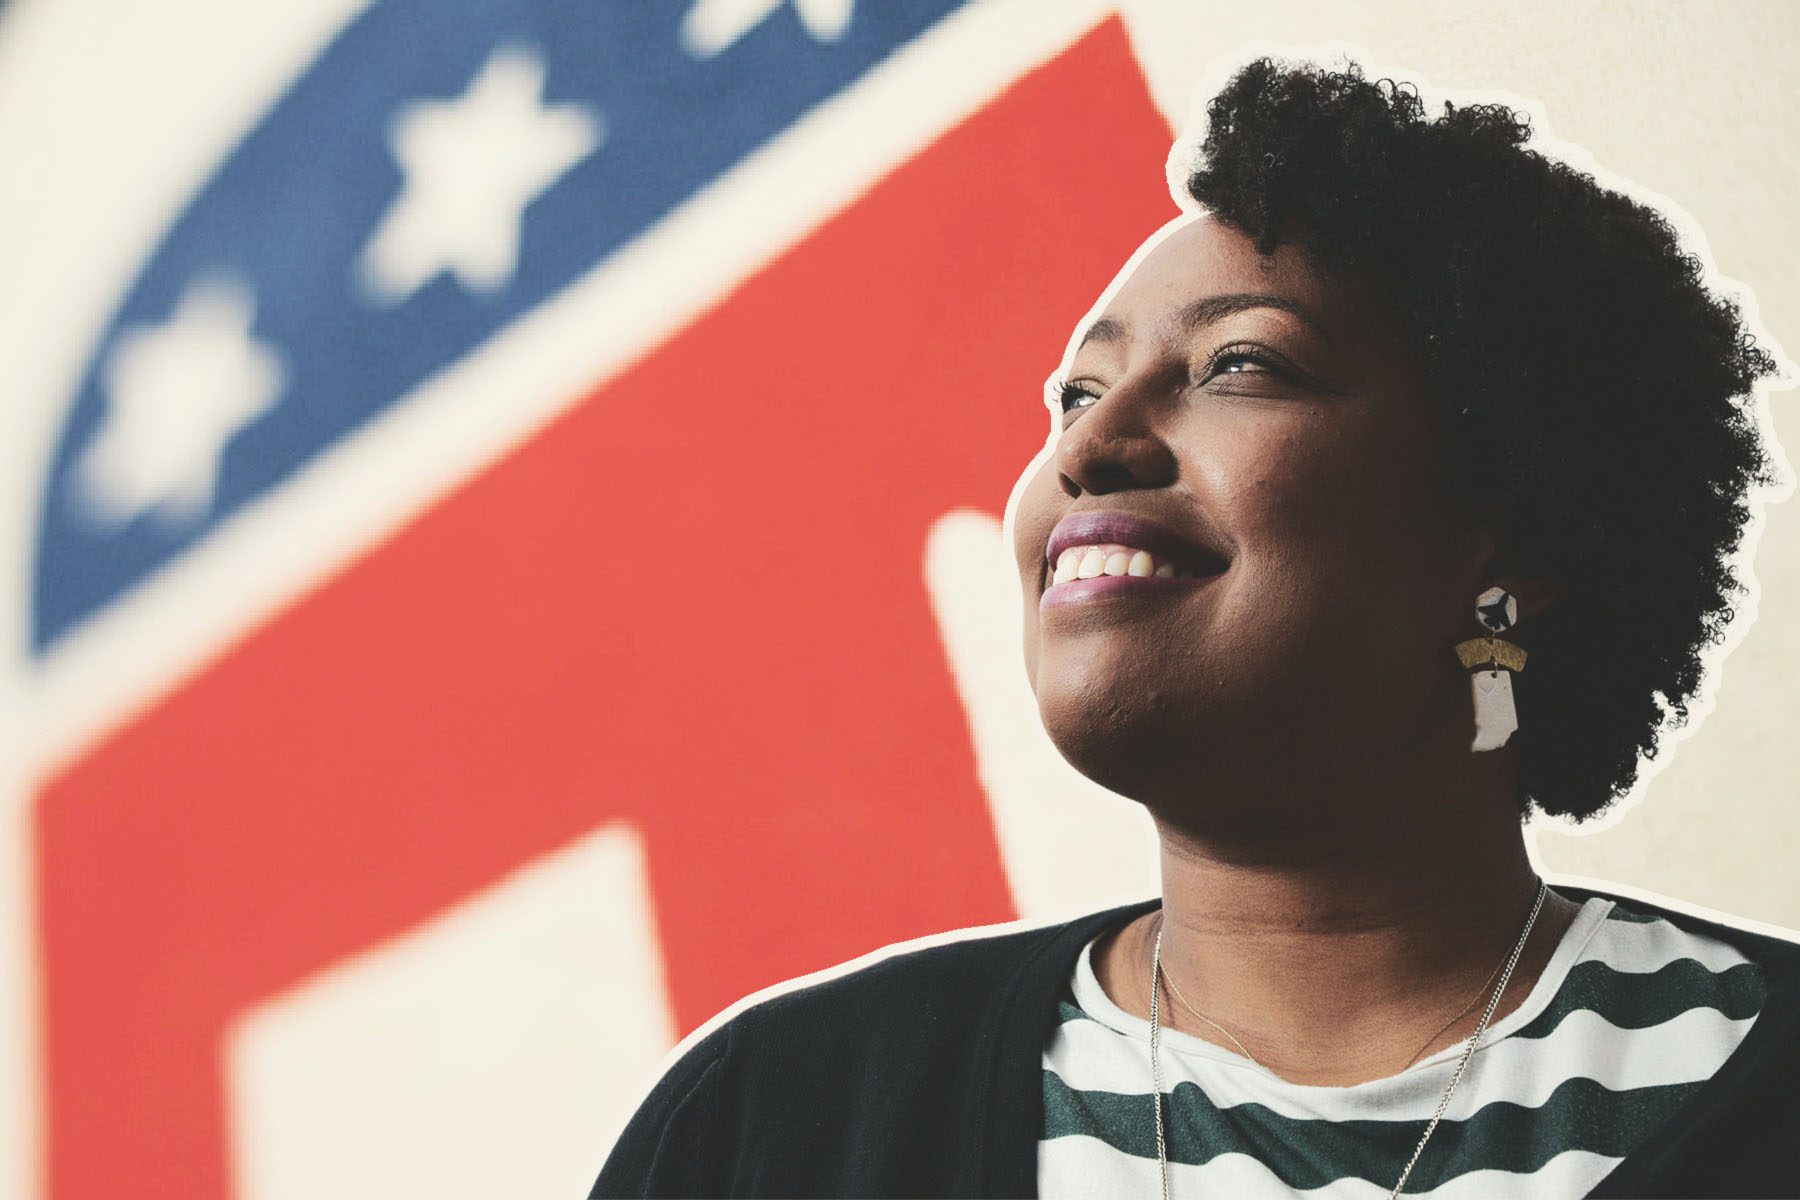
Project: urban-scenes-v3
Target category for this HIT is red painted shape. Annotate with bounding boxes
[34,16,1172,1199]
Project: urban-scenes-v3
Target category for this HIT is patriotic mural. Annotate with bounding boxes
[8,2,1174,1196]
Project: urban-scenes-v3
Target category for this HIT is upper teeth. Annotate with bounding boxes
[1050,543,1196,585]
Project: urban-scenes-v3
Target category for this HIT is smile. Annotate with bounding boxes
[1040,542,1226,608]
[1051,543,1202,582]
[1040,510,1231,609]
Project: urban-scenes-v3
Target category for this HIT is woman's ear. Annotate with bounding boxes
[1461,527,1561,623]
[1479,547,1562,623]
[1485,572,1562,623]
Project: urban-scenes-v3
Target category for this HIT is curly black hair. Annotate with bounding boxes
[1185,57,1784,821]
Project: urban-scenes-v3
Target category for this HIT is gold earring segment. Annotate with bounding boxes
[1461,586,1524,752]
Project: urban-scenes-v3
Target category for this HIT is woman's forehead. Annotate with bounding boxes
[1081,214,1343,350]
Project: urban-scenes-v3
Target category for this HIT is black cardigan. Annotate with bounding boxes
[591,886,1800,1198]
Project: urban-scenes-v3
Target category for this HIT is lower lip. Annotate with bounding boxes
[1039,571,1223,610]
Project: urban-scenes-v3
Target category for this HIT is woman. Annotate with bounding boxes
[591,57,1799,1198]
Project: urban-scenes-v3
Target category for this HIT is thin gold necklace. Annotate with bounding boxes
[1155,918,1514,1075]
[1399,954,1509,1071]
[1156,955,1266,1068]
[1146,879,1548,1200]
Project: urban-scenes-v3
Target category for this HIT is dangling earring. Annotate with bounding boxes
[1455,586,1527,752]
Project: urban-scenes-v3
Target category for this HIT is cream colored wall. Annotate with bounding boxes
[1111,0,1800,929]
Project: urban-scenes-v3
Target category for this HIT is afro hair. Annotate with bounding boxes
[1184,56,1785,821]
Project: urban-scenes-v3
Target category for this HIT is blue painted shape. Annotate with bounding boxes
[32,0,967,654]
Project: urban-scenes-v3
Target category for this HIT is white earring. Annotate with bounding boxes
[1456,587,1527,752]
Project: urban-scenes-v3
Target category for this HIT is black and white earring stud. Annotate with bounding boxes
[1455,586,1527,752]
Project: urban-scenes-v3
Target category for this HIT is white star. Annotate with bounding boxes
[680,0,854,58]
[358,45,602,302]
[73,275,284,529]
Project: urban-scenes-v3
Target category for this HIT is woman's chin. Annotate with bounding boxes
[1035,690,1197,800]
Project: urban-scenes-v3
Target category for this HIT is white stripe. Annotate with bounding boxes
[1584,911,1758,975]
[1039,1135,1625,1200]
[1402,1151,1629,1200]
[1047,1001,1754,1122]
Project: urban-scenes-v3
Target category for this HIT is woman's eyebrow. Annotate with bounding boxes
[1076,316,1129,351]
[1076,292,1331,354]
[1177,292,1328,343]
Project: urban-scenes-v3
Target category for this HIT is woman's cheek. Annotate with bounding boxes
[1010,464,1056,586]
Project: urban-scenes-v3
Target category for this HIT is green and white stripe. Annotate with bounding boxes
[1038,898,1765,1198]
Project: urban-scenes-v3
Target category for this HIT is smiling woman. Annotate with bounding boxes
[590,55,1799,1200]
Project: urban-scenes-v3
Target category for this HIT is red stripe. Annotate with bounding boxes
[34,17,1171,1198]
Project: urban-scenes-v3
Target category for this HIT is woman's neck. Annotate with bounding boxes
[1094,768,1581,1086]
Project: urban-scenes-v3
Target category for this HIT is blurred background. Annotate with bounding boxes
[1,1,1796,1197]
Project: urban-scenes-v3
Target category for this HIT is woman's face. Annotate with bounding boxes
[1012,214,1492,818]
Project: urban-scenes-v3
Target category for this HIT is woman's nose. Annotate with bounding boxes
[1055,383,1179,497]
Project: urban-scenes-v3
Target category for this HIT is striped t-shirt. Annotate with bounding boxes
[1039,896,1766,1198]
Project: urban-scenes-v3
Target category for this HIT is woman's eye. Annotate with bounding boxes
[1054,351,1296,416]
[1199,347,1290,393]
[1057,381,1102,414]
[1211,349,1274,377]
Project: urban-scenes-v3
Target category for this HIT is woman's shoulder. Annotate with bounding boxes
[618,898,1155,1112]
[723,897,1158,1042]
[590,899,1156,1198]
[1556,879,1800,974]
[1563,883,1800,1197]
